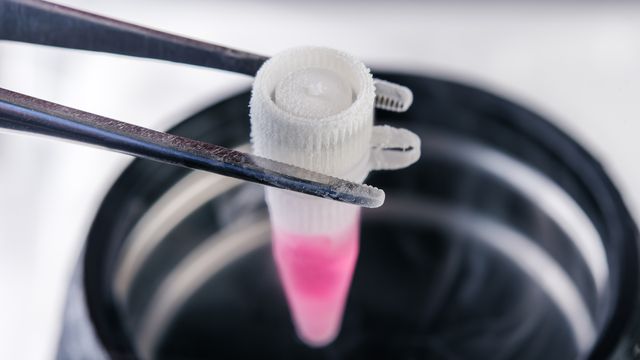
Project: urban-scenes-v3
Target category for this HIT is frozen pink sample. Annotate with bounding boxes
[272,218,360,347]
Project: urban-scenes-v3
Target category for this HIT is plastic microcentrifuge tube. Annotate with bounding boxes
[250,47,421,347]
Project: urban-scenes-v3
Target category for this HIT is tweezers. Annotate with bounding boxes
[0,0,385,208]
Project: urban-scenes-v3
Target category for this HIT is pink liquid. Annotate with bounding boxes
[272,219,360,347]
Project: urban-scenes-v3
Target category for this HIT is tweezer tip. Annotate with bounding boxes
[247,153,385,208]
[356,184,385,208]
[331,181,385,208]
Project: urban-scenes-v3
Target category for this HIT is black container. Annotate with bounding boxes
[58,74,640,360]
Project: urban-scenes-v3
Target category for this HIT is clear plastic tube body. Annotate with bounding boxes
[250,46,419,347]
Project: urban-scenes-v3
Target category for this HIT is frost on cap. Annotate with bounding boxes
[250,46,375,181]
[249,47,375,234]
[274,67,353,120]
[249,46,421,234]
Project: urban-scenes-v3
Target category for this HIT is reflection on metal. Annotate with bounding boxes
[113,170,242,304]
[136,220,271,360]
[383,197,597,354]
[424,132,609,297]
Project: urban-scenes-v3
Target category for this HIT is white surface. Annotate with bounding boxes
[275,67,352,118]
[0,1,639,359]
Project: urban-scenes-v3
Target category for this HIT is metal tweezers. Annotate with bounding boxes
[0,0,386,208]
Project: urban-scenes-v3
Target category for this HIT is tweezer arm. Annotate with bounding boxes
[0,0,267,75]
[0,88,384,208]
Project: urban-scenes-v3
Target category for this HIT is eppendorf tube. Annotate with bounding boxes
[250,47,420,347]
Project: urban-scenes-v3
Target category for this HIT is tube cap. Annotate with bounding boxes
[250,46,420,234]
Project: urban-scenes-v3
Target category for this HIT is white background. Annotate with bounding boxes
[0,1,639,359]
